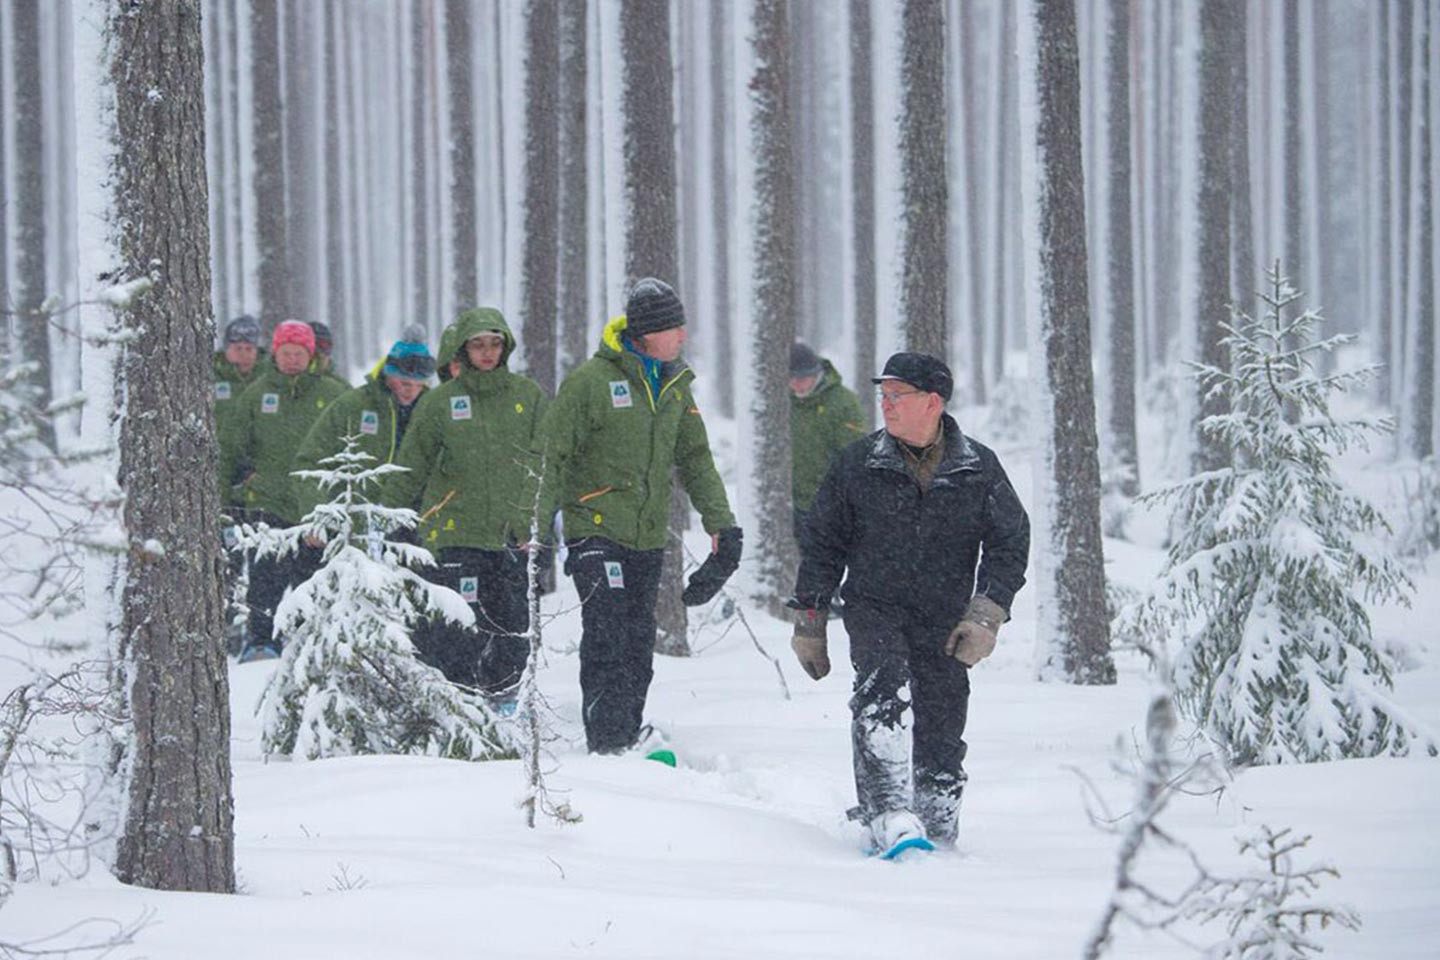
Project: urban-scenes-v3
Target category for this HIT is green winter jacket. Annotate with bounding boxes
[291,369,427,519]
[214,350,268,507]
[386,308,548,552]
[538,316,735,551]
[217,364,349,523]
[790,360,867,512]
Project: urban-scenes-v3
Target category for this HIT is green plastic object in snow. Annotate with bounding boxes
[645,749,677,767]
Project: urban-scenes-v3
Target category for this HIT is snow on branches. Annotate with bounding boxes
[252,437,512,762]
[1120,264,1436,766]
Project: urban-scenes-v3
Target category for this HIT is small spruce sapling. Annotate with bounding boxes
[1119,263,1434,765]
[255,437,512,760]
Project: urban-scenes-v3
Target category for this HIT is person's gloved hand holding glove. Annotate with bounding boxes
[944,595,1006,666]
[790,607,831,680]
[681,526,743,606]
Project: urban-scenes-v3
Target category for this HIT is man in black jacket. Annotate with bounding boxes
[788,352,1029,853]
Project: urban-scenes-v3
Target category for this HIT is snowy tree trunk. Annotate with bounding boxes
[0,3,7,346]
[252,0,290,332]
[323,1,344,331]
[850,0,876,426]
[13,0,55,450]
[203,0,229,324]
[411,3,431,330]
[1404,0,1435,460]
[558,0,589,377]
[1227,0,1254,321]
[522,0,559,393]
[1282,0,1301,283]
[1391,0,1414,410]
[739,0,799,612]
[1373,0,1393,405]
[106,0,235,892]
[283,0,317,322]
[1105,0,1138,497]
[898,0,947,360]
[1017,0,1115,686]
[959,0,986,407]
[988,2,1012,383]
[1189,0,1234,475]
[709,0,735,418]
[447,0,478,311]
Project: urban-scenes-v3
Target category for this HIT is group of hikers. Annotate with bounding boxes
[213,277,1030,856]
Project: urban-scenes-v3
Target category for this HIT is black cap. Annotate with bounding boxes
[872,352,953,402]
[624,278,686,337]
[224,315,261,346]
[789,343,824,379]
[309,320,334,353]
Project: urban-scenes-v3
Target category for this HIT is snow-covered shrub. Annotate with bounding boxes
[255,437,513,761]
[1119,265,1435,766]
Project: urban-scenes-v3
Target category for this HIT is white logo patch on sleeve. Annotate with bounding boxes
[604,561,625,590]
[215,382,231,400]
[260,393,280,414]
[609,381,633,409]
[450,396,473,420]
[360,410,379,435]
[460,576,479,603]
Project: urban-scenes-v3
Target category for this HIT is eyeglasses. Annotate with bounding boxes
[877,387,924,404]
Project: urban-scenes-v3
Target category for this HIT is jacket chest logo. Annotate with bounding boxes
[450,396,473,420]
[609,381,633,409]
[360,410,379,435]
[215,382,232,401]
[261,393,280,414]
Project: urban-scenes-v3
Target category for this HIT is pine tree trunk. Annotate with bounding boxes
[226,0,245,315]
[323,0,345,328]
[108,0,235,893]
[1191,0,1234,474]
[745,0,799,613]
[1227,0,1254,321]
[960,0,986,407]
[850,0,876,427]
[204,0,229,324]
[411,4,431,329]
[709,0,736,419]
[284,0,316,322]
[448,0,478,312]
[1405,0,1435,459]
[1392,0,1414,407]
[1283,0,1302,280]
[1105,0,1138,497]
[523,0,559,394]
[12,0,55,450]
[898,0,947,360]
[1018,0,1116,686]
[252,0,290,333]
[0,4,9,358]
[558,0,589,377]
[988,2,1012,384]
[1374,0,1393,405]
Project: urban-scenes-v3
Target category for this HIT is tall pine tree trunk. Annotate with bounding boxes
[1374,0,1393,405]
[252,0,290,333]
[1227,0,1254,322]
[284,0,316,322]
[204,0,229,325]
[558,0,589,377]
[1105,0,1138,497]
[323,0,345,329]
[448,0,478,312]
[850,0,876,426]
[1392,0,1414,408]
[1405,0,1435,459]
[960,0,986,407]
[411,4,431,329]
[1018,0,1115,686]
[107,0,235,892]
[13,0,54,450]
[522,0,559,394]
[710,0,736,419]
[898,0,947,359]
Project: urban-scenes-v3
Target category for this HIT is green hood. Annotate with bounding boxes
[452,307,517,368]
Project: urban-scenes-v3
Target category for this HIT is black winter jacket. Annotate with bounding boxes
[792,415,1030,625]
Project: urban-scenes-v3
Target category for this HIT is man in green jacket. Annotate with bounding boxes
[214,315,266,503]
[292,338,436,520]
[387,308,547,705]
[789,342,867,544]
[219,320,349,660]
[539,277,742,754]
[309,320,351,389]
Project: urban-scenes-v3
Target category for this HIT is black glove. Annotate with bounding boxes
[682,526,743,606]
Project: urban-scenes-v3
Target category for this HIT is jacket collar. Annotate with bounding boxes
[598,315,692,389]
[865,414,980,481]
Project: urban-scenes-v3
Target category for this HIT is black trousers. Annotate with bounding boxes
[245,512,323,652]
[567,537,665,753]
[844,599,970,847]
[413,546,530,696]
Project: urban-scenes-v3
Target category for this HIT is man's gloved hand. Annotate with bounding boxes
[944,595,1007,666]
[790,607,831,680]
[681,526,743,606]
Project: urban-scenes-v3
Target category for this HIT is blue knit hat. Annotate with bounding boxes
[382,340,435,380]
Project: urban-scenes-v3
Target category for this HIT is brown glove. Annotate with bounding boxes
[944,595,1006,666]
[791,608,831,680]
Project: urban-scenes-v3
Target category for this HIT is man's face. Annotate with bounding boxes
[387,376,425,406]
[789,373,819,397]
[274,343,312,376]
[466,334,505,371]
[314,350,333,371]
[225,341,257,374]
[878,380,941,441]
[637,326,686,362]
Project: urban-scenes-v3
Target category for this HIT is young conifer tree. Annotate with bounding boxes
[255,438,512,761]
[1122,264,1435,766]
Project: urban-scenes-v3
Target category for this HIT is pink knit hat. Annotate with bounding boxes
[272,319,316,355]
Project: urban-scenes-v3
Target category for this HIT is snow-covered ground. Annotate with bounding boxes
[5,418,1439,959]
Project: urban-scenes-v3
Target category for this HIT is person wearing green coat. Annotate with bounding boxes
[538,277,742,754]
[214,315,267,509]
[219,320,349,660]
[308,320,351,390]
[291,339,436,521]
[789,342,867,538]
[386,307,547,704]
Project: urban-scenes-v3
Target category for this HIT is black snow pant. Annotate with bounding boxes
[567,537,665,754]
[412,546,531,696]
[844,599,970,847]
[245,512,323,653]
